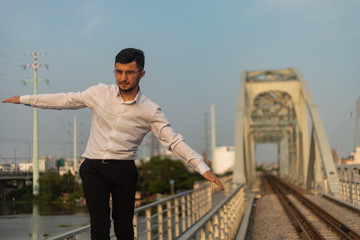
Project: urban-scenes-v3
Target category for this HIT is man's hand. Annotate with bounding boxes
[2,96,20,104]
[202,170,225,191]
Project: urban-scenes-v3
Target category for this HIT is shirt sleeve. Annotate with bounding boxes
[20,85,99,110]
[150,108,211,175]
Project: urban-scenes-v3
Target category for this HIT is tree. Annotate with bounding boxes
[7,184,33,201]
[140,156,201,195]
[39,170,62,202]
[38,170,79,202]
[60,171,76,193]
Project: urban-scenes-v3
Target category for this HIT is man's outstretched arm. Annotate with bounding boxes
[2,89,94,110]
[2,96,20,104]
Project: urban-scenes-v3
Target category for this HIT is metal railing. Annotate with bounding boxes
[133,184,212,240]
[337,164,360,206]
[194,175,233,196]
[177,183,245,240]
[49,176,233,240]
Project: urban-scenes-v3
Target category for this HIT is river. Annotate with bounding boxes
[0,202,91,240]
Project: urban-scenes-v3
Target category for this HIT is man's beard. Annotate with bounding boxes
[119,76,140,93]
[119,83,138,92]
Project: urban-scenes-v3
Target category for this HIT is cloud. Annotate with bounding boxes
[81,18,102,36]
[255,0,310,11]
[251,0,360,22]
[81,1,103,16]
[80,2,103,36]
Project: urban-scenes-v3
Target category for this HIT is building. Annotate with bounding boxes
[18,155,57,173]
[58,157,83,176]
[343,147,360,165]
[351,147,360,163]
[212,146,235,175]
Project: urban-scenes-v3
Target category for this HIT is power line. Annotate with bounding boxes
[0,137,32,143]
[43,62,75,125]
[331,118,355,148]
[0,71,28,79]
[0,53,28,64]
[0,34,31,52]
[328,114,354,142]
[0,79,21,82]
[0,60,20,66]
[45,66,61,93]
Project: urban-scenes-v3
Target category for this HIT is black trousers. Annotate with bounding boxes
[79,159,138,240]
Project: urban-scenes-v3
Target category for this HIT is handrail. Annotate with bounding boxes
[134,188,201,212]
[177,183,245,240]
[236,193,255,240]
[47,225,90,240]
[49,184,212,240]
[133,184,212,240]
[337,165,360,206]
[49,175,233,240]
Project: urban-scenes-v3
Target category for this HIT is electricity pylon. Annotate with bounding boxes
[22,52,48,195]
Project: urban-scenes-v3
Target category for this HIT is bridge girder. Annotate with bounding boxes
[233,68,339,196]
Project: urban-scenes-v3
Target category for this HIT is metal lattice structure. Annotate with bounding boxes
[233,68,340,196]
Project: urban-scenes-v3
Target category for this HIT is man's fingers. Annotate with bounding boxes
[214,177,225,191]
[2,96,20,104]
[202,170,225,191]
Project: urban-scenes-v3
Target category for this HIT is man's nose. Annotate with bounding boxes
[119,72,127,80]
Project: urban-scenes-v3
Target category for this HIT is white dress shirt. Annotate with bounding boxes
[20,83,210,174]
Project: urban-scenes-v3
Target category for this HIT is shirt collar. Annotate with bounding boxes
[116,87,142,105]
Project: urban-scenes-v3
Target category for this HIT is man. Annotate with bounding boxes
[2,48,224,240]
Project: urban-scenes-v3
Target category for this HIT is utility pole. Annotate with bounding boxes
[23,52,48,195]
[204,112,210,163]
[355,97,360,150]
[150,133,160,157]
[14,148,18,170]
[73,116,78,175]
[211,104,216,165]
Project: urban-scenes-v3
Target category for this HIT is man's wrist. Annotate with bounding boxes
[196,162,211,175]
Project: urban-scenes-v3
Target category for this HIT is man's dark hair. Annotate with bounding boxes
[115,48,145,70]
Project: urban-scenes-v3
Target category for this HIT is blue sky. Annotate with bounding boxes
[0,0,359,164]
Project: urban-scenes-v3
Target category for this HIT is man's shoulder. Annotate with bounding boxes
[85,83,117,93]
[95,83,116,90]
[139,93,160,109]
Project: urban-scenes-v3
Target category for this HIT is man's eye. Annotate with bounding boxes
[126,71,135,75]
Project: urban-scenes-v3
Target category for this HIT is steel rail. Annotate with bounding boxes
[277,177,360,240]
[268,175,360,240]
[268,176,324,240]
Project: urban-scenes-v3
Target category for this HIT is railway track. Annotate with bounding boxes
[265,175,360,240]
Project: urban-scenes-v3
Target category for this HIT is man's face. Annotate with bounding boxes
[114,61,145,93]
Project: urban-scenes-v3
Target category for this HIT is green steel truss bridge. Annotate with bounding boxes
[233,68,339,196]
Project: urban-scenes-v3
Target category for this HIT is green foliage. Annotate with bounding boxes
[7,184,33,201]
[60,171,76,193]
[5,170,83,204]
[38,170,63,202]
[10,156,202,202]
[256,166,265,172]
[66,185,84,203]
[139,156,201,195]
[37,170,82,203]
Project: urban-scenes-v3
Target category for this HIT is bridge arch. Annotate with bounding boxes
[233,68,339,196]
